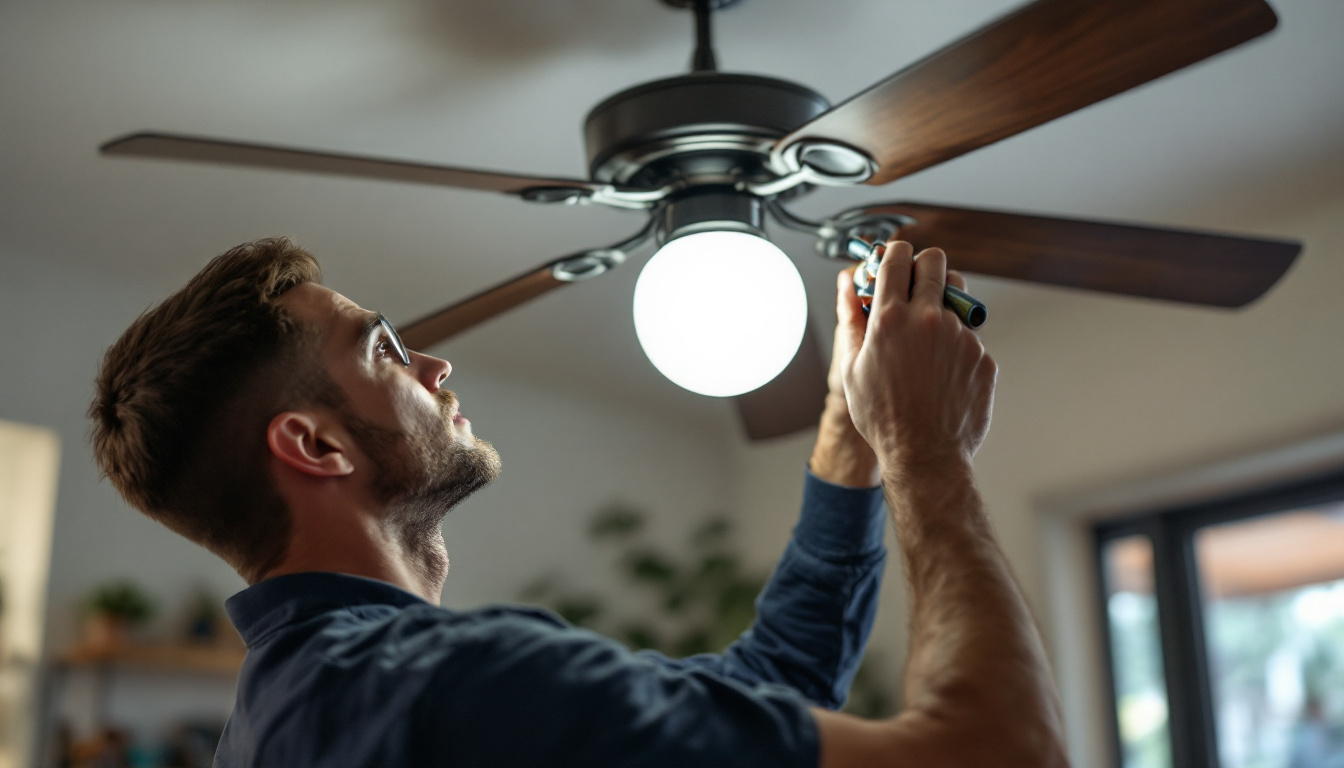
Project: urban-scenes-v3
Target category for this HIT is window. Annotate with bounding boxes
[1102,534,1173,768]
[1096,470,1344,768]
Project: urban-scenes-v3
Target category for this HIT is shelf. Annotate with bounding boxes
[58,642,246,675]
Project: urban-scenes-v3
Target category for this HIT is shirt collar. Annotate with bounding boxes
[225,571,430,647]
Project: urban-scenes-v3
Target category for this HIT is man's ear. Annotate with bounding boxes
[267,411,355,477]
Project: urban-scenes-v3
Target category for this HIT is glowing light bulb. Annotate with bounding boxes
[633,231,807,397]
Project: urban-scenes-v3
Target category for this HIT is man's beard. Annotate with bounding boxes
[340,389,500,553]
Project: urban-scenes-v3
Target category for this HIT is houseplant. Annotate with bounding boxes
[82,579,155,652]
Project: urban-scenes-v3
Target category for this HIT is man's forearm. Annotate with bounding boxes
[810,395,880,488]
[883,459,1066,764]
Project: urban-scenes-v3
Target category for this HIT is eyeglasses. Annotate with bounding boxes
[376,313,412,368]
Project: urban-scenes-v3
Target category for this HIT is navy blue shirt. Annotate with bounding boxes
[218,471,886,768]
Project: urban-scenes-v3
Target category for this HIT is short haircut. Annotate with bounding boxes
[90,237,337,582]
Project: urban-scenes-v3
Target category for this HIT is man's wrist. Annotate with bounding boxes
[878,453,982,535]
[878,451,976,487]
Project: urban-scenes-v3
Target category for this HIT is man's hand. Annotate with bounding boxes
[809,266,879,488]
[836,241,996,473]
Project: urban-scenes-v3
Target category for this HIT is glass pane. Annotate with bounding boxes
[1196,503,1344,768]
[1103,534,1174,768]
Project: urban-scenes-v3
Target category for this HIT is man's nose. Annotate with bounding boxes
[412,351,451,391]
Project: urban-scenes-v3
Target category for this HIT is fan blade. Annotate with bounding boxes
[867,202,1300,307]
[398,263,568,350]
[779,0,1278,185]
[735,323,829,441]
[101,132,605,199]
[398,219,656,349]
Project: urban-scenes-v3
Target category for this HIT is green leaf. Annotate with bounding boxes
[673,629,714,658]
[554,597,603,628]
[619,623,663,652]
[624,549,678,586]
[662,588,690,614]
[715,580,763,625]
[589,505,645,540]
[694,554,738,586]
[518,575,558,602]
[690,517,732,548]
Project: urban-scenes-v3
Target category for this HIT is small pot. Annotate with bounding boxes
[83,612,129,653]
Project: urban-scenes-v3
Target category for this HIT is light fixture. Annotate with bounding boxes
[633,189,808,398]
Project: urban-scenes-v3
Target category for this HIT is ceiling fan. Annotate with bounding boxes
[100,0,1301,441]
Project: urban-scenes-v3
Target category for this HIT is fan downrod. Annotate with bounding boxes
[659,0,743,10]
[662,0,745,72]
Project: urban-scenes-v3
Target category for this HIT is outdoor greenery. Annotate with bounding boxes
[1203,583,1344,768]
[522,503,895,718]
[1107,589,1173,768]
[1108,570,1344,768]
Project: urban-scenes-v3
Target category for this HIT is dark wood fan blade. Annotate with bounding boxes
[101,132,604,198]
[780,0,1277,185]
[869,202,1300,307]
[735,322,829,441]
[398,263,567,350]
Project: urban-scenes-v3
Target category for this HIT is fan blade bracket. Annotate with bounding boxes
[520,186,595,204]
[752,140,876,196]
[813,209,916,259]
[552,249,627,282]
[589,185,672,210]
[522,184,672,210]
[772,139,877,181]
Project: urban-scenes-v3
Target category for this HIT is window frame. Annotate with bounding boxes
[1094,466,1344,768]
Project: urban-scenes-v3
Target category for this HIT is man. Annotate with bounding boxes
[91,236,1068,767]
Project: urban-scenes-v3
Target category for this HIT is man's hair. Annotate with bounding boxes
[90,237,337,582]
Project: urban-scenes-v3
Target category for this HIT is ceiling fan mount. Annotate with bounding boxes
[584,0,872,203]
[98,0,1301,441]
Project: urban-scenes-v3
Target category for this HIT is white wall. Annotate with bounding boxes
[728,192,1344,765]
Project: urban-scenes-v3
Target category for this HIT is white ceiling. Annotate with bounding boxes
[2,0,1341,431]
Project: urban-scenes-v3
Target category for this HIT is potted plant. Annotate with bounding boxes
[82,579,155,652]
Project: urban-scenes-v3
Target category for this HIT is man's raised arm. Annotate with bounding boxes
[812,242,1069,768]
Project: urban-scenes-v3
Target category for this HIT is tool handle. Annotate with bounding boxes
[848,239,987,329]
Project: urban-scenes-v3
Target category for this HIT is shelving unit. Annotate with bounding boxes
[43,641,246,768]
[57,642,246,676]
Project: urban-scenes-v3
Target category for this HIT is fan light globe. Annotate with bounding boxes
[633,231,807,398]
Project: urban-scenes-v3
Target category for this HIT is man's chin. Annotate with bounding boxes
[442,436,501,492]
[467,437,501,483]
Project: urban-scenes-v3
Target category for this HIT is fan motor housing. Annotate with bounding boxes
[583,73,829,187]
[657,186,764,243]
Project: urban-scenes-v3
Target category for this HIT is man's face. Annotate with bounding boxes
[279,283,501,527]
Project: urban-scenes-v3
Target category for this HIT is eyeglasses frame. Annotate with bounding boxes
[376,313,412,368]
